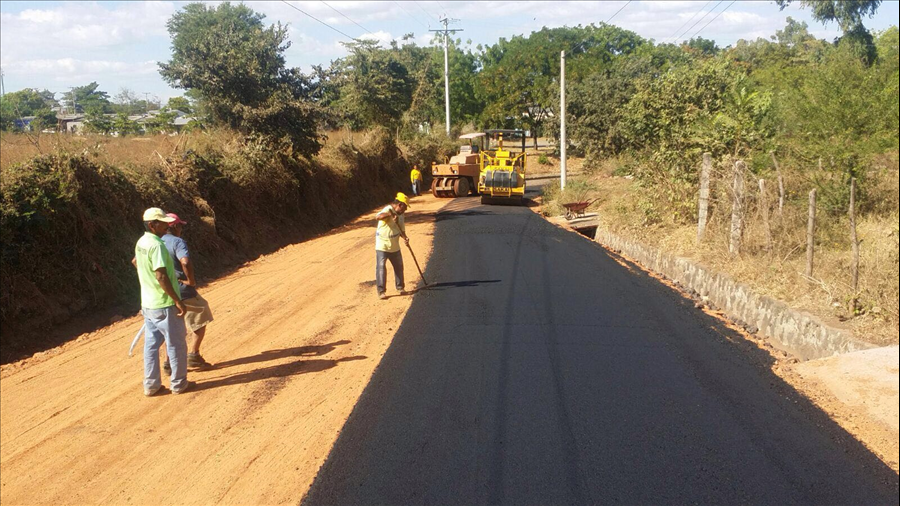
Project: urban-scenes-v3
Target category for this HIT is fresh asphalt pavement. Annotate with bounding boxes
[303,191,898,505]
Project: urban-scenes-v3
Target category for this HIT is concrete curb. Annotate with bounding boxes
[593,227,873,361]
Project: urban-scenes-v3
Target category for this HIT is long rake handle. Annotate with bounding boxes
[405,242,428,286]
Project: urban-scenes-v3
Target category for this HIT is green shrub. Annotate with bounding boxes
[399,131,458,169]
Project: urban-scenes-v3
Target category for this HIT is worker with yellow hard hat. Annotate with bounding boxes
[410,165,423,196]
[374,192,411,300]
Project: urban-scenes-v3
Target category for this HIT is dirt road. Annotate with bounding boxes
[0,194,448,505]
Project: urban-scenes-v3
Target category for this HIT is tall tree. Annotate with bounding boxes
[477,24,647,145]
[686,37,719,55]
[776,0,881,31]
[331,39,415,130]
[63,82,111,113]
[159,2,322,155]
[774,17,814,47]
[0,89,58,130]
[166,96,192,114]
[113,87,139,114]
[777,0,882,62]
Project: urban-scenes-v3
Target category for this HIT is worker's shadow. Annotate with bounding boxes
[211,340,353,370]
[193,354,367,392]
[375,279,501,298]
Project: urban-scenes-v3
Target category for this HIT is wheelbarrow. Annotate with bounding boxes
[562,198,600,220]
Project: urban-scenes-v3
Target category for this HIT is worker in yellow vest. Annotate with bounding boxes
[410,165,423,196]
[375,193,411,299]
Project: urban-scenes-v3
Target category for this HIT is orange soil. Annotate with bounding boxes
[0,194,449,505]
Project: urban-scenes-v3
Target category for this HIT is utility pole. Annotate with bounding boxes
[430,16,462,135]
[0,66,5,98]
[67,86,77,115]
[560,50,567,190]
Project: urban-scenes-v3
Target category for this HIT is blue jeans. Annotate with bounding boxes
[376,250,405,294]
[411,180,421,196]
[142,306,188,392]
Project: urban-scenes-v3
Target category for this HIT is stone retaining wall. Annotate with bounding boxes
[594,228,872,361]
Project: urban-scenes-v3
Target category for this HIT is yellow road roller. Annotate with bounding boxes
[478,129,527,205]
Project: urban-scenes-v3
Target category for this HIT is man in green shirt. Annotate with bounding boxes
[135,207,191,396]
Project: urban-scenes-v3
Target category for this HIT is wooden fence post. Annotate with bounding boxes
[769,151,785,217]
[697,152,712,244]
[806,188,817,278]
[849,177,860,309]
[729,160,746,256]
[759,179,772,252]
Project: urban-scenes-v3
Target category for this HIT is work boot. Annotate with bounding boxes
[188,353,212,370]
[378,292,388,300]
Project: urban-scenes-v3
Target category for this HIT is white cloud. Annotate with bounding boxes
[4,58,158,83]
[288,24,347,59]
[1,2,175,60]
[358,30,394,46]
[17,8,66,24]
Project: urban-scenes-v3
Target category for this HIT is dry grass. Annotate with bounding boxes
[0,130,366,173]
[0,132,188,171]
[564,156,899,347]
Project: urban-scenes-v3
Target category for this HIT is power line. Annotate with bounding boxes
[690,0,736,40]
[563,2,632,55]
[279,0,358,42]
[414,1,438,22]
[675,0,723,42]
[605,0,632,24]
[393,1,429,30]
[664,0,713,43]
[321,1,373,35]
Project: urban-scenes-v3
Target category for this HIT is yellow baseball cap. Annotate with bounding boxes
[395,192,410,207]
[142,207,176,222]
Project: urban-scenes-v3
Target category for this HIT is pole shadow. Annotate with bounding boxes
[212,340,352,370]
[193,355,367,392]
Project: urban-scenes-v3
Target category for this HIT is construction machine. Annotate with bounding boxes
[431,132,486,198]
[478,129,527,205]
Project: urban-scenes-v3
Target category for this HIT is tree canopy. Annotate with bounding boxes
[159,1,322,155]
[63,82,111,113]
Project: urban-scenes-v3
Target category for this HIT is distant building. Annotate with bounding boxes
[57,113,85,132]
[173,116,197,131]
[13,116,36,130]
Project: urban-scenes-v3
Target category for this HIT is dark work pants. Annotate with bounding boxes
[376,250,405,294]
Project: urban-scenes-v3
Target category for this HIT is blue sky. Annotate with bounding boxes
[1,1,898,103]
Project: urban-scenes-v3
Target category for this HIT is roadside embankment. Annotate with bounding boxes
[0,129,437,363]
[593,227,871,361]
[539,155,899,348]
